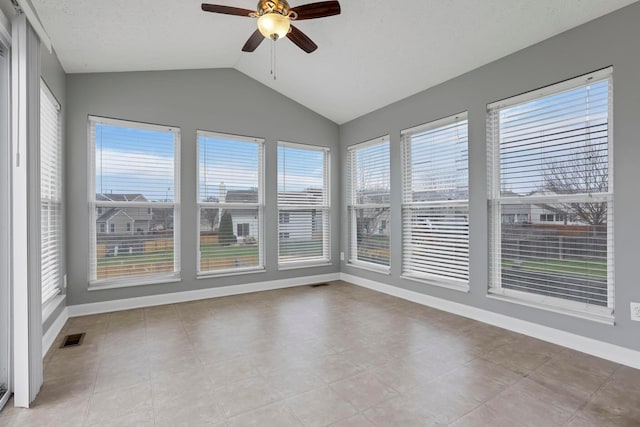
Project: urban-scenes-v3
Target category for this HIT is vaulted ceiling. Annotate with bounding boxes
[30,0,638,124]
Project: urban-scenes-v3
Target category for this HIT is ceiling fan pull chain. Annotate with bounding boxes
[270,38,277,81]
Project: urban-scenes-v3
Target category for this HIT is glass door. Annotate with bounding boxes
[0,36,10,411]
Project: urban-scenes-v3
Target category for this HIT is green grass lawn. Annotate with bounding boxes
[98,244,259,266]
[200,244,258,258]
[97,250,174,266]
[502,258,607,278]
[98,240,327,267]
[278,239,323,255]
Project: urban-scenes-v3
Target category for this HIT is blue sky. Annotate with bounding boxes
[409,120,469,201]
[498,80,609,196]
[95,123,175,202]
[277,145,325,193]
[199,135,260,202]
[95,81,605,205]
[95,125,326,202]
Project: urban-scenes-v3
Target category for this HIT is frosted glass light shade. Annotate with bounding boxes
[257,13,290,40]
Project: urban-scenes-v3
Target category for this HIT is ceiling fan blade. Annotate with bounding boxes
[290,1,341,20]
[287,25,318,53]
[201,4,255,17]
[242,29,265,52]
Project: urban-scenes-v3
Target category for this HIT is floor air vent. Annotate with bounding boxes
[310,283,330,288]
[60,333,85,348]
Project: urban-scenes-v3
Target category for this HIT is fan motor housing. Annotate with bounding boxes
[258,0,290,16]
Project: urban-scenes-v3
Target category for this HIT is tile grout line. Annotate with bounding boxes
[560,363,622,426]
[143,307,160,427]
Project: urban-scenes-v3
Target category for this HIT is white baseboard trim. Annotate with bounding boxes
[42,306,69,358]
[67,273,341,317]
[340,273,640,370]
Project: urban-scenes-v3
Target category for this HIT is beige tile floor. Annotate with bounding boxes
[0,280,639,426]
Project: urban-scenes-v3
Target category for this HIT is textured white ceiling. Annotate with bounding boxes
[31,0,637,124]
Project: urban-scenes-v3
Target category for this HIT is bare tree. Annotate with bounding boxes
[356,206,388,243]
[201,197,219,231]
[543,143,608,225]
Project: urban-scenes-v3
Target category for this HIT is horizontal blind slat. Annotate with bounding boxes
[90,118,180,284]
[488,73,613,312]
[401,115,469,284]
[278,142,330,265]
[348,137,390,267]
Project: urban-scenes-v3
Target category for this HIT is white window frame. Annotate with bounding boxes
[196,130,265,278]
[40,80,63,305]
[277,141,331,269]
[487,68,614,323]
[88,116,181,290]
[347,135,391,273]
[401,113,470,292]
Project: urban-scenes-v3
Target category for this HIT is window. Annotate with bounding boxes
[237,223,250,237]
[89,116,180,287]
[401,113,469,290]
[347,136,390,269]
[488,68,613,320]
[126,223,132,232]
[279,212,290,224]
[278,142,330,267]
[40,81,63,304]
[197,131,264,275]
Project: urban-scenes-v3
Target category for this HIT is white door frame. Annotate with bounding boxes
[0,8,11,412]
[11,14,43,408]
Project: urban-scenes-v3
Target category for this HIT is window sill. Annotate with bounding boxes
[487,289,615,325]
[88,274,181,291]
[278,261,332,271]
[401,274,470,293]
[42,294,65,325]
[197,267,265,280]
[347,261,391,275]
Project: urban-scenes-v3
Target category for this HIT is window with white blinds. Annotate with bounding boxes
[277,142,330,266]
[89,116,180,287]
[197,131,264,275]
[401,113,469,290]
[348,136,390,269]
[487,68,613,319]
[40,81,62,304]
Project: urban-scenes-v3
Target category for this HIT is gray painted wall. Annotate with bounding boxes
[340,2,640,351]
[40,47,66,335]
[65,68,340,305]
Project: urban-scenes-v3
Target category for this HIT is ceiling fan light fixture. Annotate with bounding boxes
[257,13,290,40]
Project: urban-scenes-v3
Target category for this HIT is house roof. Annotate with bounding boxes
[96,207,134,223]
[27,0,638,124]
[96,208,119,223]
[96,193,148,202]
[225,189,258,203]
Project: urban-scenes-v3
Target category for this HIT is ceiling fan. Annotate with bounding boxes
[201,0,341,54]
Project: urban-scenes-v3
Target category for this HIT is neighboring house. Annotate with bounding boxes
[278,210,319,241]
[96,193,153,234]
[278,188,325,241]
[225,189,259,243]
[410,190,469,232]
[500,191,583,225]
